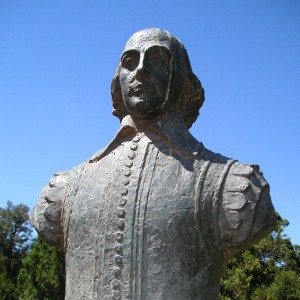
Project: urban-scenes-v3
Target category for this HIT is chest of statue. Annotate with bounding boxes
[64,134,221,299]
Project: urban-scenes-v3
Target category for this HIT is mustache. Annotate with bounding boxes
[128,81,145,91]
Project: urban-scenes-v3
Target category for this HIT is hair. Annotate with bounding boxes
[110,29,205,128]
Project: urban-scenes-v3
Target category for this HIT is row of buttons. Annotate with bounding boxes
[111,134,141,300]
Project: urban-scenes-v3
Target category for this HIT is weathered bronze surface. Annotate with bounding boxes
[31,29,277,300]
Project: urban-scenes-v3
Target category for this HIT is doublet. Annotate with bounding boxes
[31,114,276,300]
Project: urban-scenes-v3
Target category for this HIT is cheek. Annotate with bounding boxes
[119,74,130,94]
[155,66,171,81]
[155,72,171,92]
[119,73,126,85]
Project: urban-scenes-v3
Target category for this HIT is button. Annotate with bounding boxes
[118,198,127,206]
[133,135,140,142]
[115,232,123,242]
[114,255,123,264]
[122,179,130,186]
[117,219,125,229]
[130,143,138,150]
[124,169,131,177]
[111,279,120,289]
[125,160,133,167]
[117,208,125,217]
[112,266,121,277]
[120,188,128,196]
[112,291,121,300]
[114,243,123,253]
[128,152,135,159]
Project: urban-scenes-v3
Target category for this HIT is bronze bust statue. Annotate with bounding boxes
[31,28,277,300]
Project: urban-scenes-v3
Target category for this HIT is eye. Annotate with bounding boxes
[147,47,171,68]
[121,51,139,71]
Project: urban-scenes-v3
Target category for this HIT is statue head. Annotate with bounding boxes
[111,28,205,128]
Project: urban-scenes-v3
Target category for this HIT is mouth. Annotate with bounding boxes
[128,82,152,99]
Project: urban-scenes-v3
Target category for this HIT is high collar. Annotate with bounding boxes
[89,113,203,163]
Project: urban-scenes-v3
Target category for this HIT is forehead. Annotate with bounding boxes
[122,30,172,54]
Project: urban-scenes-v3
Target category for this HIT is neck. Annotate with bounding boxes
[128,112,203,158]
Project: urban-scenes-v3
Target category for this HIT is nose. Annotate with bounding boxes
[135,53,149,80]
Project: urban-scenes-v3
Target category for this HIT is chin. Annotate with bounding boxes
[126,96,164,114]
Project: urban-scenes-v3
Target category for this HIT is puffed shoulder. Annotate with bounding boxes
[219,162,277,257]
[30,171,68,249]
[30,163,85,250]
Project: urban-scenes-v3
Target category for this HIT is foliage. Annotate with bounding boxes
[0,272,19,300]
[17,237,65,300]
[0,200,65,299]
[0,201,34,299]
[220,213,300,300]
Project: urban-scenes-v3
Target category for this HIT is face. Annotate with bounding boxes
[119,29,172,120]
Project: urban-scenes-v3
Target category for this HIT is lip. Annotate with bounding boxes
[128,89,149,99]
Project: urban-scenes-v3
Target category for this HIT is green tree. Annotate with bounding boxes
[0,201,33,299]
[18,237,65,300]
[220,213,300,300]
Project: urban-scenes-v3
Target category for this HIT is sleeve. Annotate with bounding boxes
[30,171,69,250]
[219,162,277,258]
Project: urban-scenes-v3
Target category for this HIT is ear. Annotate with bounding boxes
[178,79,196,127]
[178,77,204,128]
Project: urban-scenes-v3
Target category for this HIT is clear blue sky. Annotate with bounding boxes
[1,1,299,245]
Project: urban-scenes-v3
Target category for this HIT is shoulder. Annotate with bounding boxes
[219,161,277,257]
[30,162,86,249]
